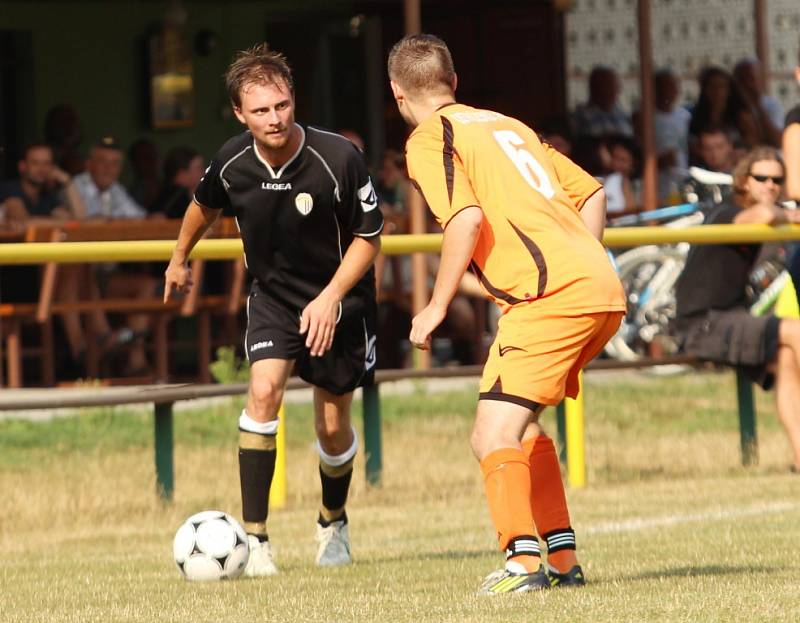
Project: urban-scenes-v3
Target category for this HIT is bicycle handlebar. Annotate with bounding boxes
[688,166,733,186]
[608,203,699,227]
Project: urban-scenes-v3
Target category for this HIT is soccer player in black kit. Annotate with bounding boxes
[164,44,383,576]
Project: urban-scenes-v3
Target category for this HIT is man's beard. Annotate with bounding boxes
[261,128,290,151]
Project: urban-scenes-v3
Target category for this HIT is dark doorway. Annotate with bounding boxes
[377,1,566,150]
[0,31,35,179]
[265,13,386,167]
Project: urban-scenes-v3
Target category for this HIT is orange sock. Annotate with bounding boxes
[523,434,579,573]
[480,447,541,572]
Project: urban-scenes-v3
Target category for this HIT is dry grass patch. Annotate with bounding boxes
[2,371,799,622]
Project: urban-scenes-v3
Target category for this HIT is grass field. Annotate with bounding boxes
[2,370,799,622]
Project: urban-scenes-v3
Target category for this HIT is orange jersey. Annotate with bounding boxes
[406,103,625,315]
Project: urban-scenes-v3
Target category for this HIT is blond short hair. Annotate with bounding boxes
[387,34,455,98]
[225,43,293,108]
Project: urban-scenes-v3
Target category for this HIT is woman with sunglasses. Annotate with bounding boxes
[674,146,800,473]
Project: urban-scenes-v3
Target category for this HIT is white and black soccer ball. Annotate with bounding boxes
[173,510,250,581]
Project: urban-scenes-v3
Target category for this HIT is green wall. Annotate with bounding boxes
[2,1,339,177]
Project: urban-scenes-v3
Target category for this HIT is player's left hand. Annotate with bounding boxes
[409,302,447,351]
[300,289,341,357]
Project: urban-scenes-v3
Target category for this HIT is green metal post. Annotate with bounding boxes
[555,402,567,466]
[154,402,175,501]
[362,383,382,485]
[735,369,758,466]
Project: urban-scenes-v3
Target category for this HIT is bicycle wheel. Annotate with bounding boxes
[605,245,686,362]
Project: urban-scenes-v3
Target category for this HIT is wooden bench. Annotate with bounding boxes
[0,218,247,387]
[0,356,759,501]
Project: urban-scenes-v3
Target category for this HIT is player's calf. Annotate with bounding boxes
[315,428,358,566]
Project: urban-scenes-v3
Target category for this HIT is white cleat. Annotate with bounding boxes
[244,535,278,577]
[315,520,352,567]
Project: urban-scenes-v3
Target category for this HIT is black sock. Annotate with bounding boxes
[318,457,354,525]
[238,429,277,538]
[318,510,349,528]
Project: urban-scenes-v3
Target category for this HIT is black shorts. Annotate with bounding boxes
[678,309,780,389]
[245,287,376,395]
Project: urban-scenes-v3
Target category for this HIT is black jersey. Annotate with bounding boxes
[195,125,384,313]
[675,203,760,320]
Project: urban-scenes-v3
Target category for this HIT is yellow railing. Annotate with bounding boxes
[1,224,799,264]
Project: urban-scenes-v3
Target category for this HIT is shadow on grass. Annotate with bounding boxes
[355,548,493,566]
[620,564,781,583]
[350,558,786,584]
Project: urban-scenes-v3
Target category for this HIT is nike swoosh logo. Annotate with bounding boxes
[499,345,526,357]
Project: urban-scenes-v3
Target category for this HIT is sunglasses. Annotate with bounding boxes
[749,173,784,184]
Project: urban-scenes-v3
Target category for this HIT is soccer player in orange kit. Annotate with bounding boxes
[388,34,626,594]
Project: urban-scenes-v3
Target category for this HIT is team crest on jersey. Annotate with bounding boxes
[295,192,314,215]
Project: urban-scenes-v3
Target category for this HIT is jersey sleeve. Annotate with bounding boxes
[406,120,480,227]
[543,143,602,211]
[338,146,384,238]
[193,154,232,212]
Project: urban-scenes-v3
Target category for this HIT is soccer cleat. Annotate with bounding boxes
[477,564,551,595]
[315,519,352,567]
[243,535,278,577]
[547,565,586,588]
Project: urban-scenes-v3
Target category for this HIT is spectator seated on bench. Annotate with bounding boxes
[673,146,800,472]
[0,142,83,227]
[65,136,158,376]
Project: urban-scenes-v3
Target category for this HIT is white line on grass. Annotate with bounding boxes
[585,501,798,535]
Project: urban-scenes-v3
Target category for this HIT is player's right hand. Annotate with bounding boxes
[163,260,193,303]
[409,302,447,351]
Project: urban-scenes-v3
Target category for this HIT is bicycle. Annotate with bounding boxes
[603,202,705,362]
[604,168,798,363]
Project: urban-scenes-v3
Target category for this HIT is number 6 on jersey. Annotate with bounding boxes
[493,130,555,199]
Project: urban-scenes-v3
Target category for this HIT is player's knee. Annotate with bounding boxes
[780,318,800,348]
[248,376,284,416]
[316,422,358,456]
[777,345,798,371]
[470,424,491,460]
[315,419,352,453]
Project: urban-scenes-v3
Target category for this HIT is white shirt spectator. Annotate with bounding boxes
[762,94,785,130]
[654,105,691,201]
[73,172,145,219]
[603,173,627,214]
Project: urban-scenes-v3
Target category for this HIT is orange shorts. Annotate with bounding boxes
[479,307,624,409]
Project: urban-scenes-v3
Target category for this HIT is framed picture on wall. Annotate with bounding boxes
[148,28,194,129]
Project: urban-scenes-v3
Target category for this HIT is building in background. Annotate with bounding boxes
[566,0,800,114]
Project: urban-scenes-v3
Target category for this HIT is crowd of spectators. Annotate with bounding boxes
[0,106,210,380]
[1,42,799,383]
[558,54,796,213]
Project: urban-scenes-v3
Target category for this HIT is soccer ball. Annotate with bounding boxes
[173,510,250,581]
